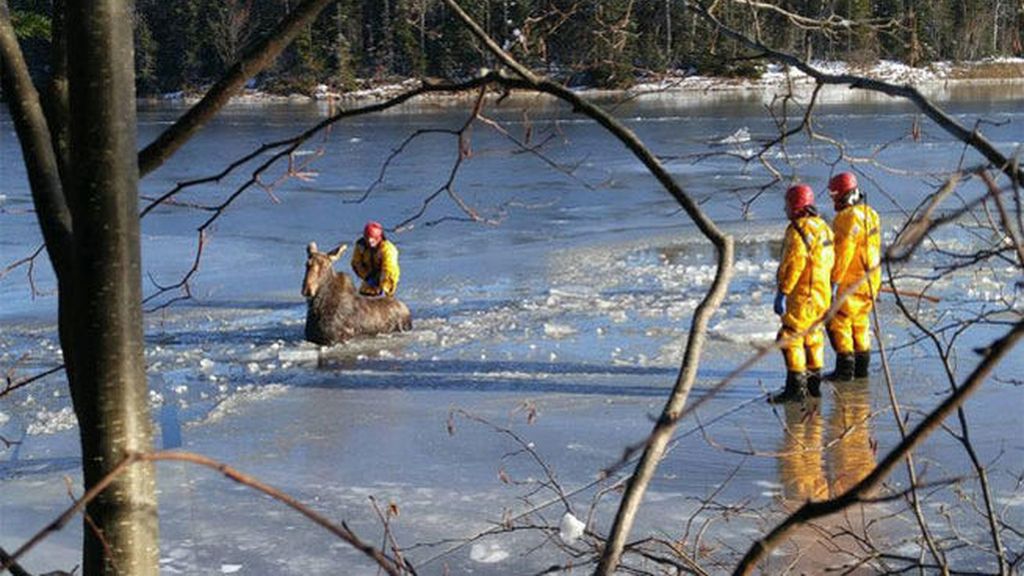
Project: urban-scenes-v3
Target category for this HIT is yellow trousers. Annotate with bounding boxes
[828,292,875,354]
[778,324,825,373]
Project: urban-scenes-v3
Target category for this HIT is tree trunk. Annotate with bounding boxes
[65,1,158,575]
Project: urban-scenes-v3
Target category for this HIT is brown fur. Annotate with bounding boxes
[302,242,412,345]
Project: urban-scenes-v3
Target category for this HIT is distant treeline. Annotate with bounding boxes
[10,0,1024,94]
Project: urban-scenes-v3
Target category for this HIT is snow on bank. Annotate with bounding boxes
[163,58,1024,106]
[629,58,1023,96]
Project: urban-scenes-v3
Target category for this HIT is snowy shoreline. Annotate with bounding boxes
[149,57,1024,106]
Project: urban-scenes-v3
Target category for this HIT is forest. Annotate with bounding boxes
[9,0,1024,95]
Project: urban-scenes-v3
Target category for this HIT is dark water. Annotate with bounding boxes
[1,83,1022,574]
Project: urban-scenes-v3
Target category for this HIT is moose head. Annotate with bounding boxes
[302,241,349,299]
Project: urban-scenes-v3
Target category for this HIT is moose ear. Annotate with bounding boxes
[307,242,318,256]
[327,243,348,262]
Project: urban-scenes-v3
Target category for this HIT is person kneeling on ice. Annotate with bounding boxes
[825,172,882,381]
[351,220,401,297]
[770,184,835,404]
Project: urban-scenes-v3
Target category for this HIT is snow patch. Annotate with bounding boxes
[559,512,586,544]
[278,348,319,363]
[469,542,509,563]
[543,323,577,339]
[26,406,77,435]
[713,127,751,145]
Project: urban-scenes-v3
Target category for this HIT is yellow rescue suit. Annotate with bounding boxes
[351,238,401,296]
[828,203,881,354]
[777,215,834,373]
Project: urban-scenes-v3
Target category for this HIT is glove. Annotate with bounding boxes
[366,273,380,288]
[773,290,786,316]
[831,283,838,302]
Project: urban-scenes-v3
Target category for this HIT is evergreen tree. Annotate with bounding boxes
[142,0,204,91]
[393,0,426,76]
[10,0,1022,96]
[430,0,484,79]
[134,10,158,95]
[587,0,637,88]
[330,0,360,88]
[841,0,876,65]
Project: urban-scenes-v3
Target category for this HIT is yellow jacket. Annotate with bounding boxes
[351,238,401,296]
[832,203,881,299]
[778,215,834,326]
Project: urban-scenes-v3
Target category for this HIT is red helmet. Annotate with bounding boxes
[785,184,815,217]
[363,221,383,241]
[828,172,858,198]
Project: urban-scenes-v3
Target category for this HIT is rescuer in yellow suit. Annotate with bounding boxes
[770,184,835,404]
[351,221,401,297]
[825,172,881,381]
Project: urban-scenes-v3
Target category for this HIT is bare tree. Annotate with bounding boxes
[0,0,340,573]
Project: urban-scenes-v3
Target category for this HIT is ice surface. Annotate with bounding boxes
[3,89,1022,574]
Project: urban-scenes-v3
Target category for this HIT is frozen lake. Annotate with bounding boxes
[2,82,1022,574]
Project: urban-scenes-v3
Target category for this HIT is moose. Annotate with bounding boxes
[302,242,412,345]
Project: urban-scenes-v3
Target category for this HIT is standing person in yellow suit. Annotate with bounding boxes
[351,220,401,297]
[825,172,881,381]
[770,184,835,404]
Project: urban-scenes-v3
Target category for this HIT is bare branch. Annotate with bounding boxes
[0,451,407,576]
[137,0,335,176]
[981,171,1024,269]
[0,547,32,576]
[2,363,65,399]
[449,408,572,512]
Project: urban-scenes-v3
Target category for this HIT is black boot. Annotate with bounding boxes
[824,353,855,382]
[854,351,871,378]
[807,369,822,398]
[769,372,808,404]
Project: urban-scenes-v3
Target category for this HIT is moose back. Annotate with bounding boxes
[302,242,412,345]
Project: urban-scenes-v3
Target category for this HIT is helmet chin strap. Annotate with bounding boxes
[836,188,862,208]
